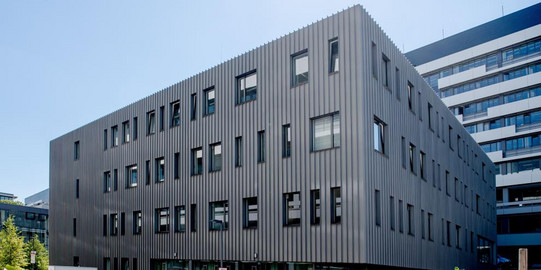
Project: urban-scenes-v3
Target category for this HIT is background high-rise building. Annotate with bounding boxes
[406,3,541,267]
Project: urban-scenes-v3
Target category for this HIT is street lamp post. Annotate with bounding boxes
[210,219,224,269]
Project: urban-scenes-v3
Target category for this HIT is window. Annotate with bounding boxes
[159,106,164,131]
[399,200,404,233]
[122,121,130,143]
[235,137,242,167]
[74,141,80,160]
[73,218,76,237]
[110,213,118,236]
[133,259,137,270]
[243,197,258,229]
[421,210,425,239]
[155,207,169,233]
[75,179,79,199]
[103,129,108,150]
[407,82,414,111]
[428,213,433,241]
[409,143,416,174]
[401,137,406,168]
[203,87,215,116]
[407,204,414,236]
[111,125,119,147]
[282,124,291,158]
[448,126,453,150]
[447,221,451,246]
[174,152,180,179]
[428,103,434,130]
[103,215,107,236]
[395,67,401,100]
[175,206,186,232]
[390,196,395,230]
[114,258,118,270]
[432,159,436,187]
[310,189,320,225]
[209,201,228,230]
[418,92,422,120]
[155,157,165,182]
[120,212,125,235]
[375,190,381,226]
[133,211,142,235]
[132,117,138,141]
[103,171,111,193]
[476,194,480,215]
[420,151,426,180]
[456,225,461,249]
[329,38,339,73]
[170,101,180,127]
[457,135,462,158]
[74,257,79,267]
[104,258,110,270]
[190,204,197,232]
[331,187,342,224]
[312,112,340,151]
[209,143,222,172]
[446,171,451,196]
[126,165,137,188]
[291,50,308,86]
[382,54,390,87]
[145,160,150,185]
[283,192,301,226]
[257,130,265,163]
[371,42,377,78]
[113,169,118,191]
[374,117,386,154]
[192,147,203,175]
[455,178,459,202]
[190,93,197,120]
[147,111,156,135]
[121,258,129,270]
[237,71,257,104]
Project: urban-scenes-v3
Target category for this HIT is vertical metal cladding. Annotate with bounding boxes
[49,5,497,270]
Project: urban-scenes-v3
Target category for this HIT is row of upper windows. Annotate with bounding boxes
[466,108,541,135]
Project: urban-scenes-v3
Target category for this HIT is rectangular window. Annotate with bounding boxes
[382,54,390,87]
[407,204,414,236]
[121,258,129,270]
[103,215,107,236]
[428,213,433,241]
[122,121,130,143]
[175,205,186,232]
[103,129,108,150]
[133,259,137,270]
[291,50,309,86]
[104,258,110,270]
[282,124,291,158]
[399,200,404,233]
[420,151,426,180]
[103,171,111,193]
[155,157,165,182]
[73,218,76,237]
[371,42,377,78]
[438,164,441,190]
[447,221,452,246]
[283,192,301,226]
[395,67,401,100]
[409,143,416,174]
[407,82,414,111]
[456,225,461,249]
[312,112,340,151]
[145,160,150,185]
[192,147,203,175]
[111,125,119,147]
[174,152,180,179]
[170,100,180,127]
[155,207,169,233]
[243,197,258,229]
[432,159,436,187]
[476,194,480,214]
[147,110,156,135]
[446,171,451,196]
[401,137,406,168]
[110,213,118,236]
[428,103,434,130]
[374,117,386,154]
[390,196,395,230]
[448,126,453,149]
[329,38,339,73]
[209,201,228,230]
[120,212,125,235]
[457,135,462,158]
[209,142,222,172]
[113,258,118,270]
[418,92,422,120]
[237,71,257,104]
[113,169,118,191]
[310,189,320,225]
[74,141,80,160]
[455,178,459,202]
[331,187,342,224]
[190,93,197,120]
[190,204,197,232]
[75,179,79,199]
[436,111,440,137]
[132,117,138,141]
[257,130,265,163]
[482,162,486,181]
[159,106,164,131]
[126,165,137,188]
[203,87,215,116]
[235,137,243,167]
[133,211,142,235]
[375,190,381,226]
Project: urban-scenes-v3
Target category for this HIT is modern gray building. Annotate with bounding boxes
[0,202,49,248]
[405,3,541,267]
[50,5,496,270]
[0,192,17,201]
[25,188,50,209]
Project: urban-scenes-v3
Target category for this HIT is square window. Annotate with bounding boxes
[312,112,340,151]
[329,38,339,73]
[155,207,169,233]
[147,111,156,135]
[310,189,321,225]
[209,201,228,230]
[237,71,257,104]
[170,101,180,127]
[283,192,301,226]
[374,117,386,154]
[126,165,137,188]
[204,87,215,116]
[155,157,165,182]
[122,121,130,143]
[209,143,222,172]
[291,51,308,86]
[192,148,203,175]
[243,197,258,229]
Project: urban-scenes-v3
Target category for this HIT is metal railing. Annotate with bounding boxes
[504,145,541,158]
[497,198,541,209]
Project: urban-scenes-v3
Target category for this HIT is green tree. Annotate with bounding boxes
[0,200,24,206]
[0,216,27,269]
[24,234,48,270]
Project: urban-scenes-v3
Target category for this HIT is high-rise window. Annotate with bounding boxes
[447,221,451,246]
[456,225,461,249]
[448,126,453,150]
[74,141,80,160]
[420,151,426,180]
[190,204,197,232]
[113,169,118,191]
[399,200,404,233]
[395,67,401,100]
[204,87,215,116]
[382,54,390,87]
[103,129,108,150]
[428,103,434,130]
[120,212,125,235]
[243,197,258,229]
[147,110,156,135]
[401,137,406,168]
[310,189,321,225]
[170,101,180,127]
[209,201,228,230]
[103,215,107,236]
[283,192,301,226]
[329,38,339,73]
[155,208,169,233]
[390,196,395,230]
[159,106,165,131]
[175,205,186,232]
[371,42,377,78]
[103,171,111,193]
[110,213,118,236]
[126,165,137,187]
[282,124,291,158]
[209,143,222,172]
[190,93,197,120]
[374,117,386,154]
[155,157,165,182]
[409,143,416,174]
[428,213,433,241]
[111,125,119,147]
[331,187,342,224]
[421,210,425,239]
[133,211,142,235]
[375,189,381,226]
[446,171,451,196]
[237,71,257,104]
[75,179,79,199]
[235,137,242,167]
[174,152,180,179]
[407,204,414,236]
[455,177,460,202]
[73,218,76,237]
[291,50,308,86]
[312,112,340,151]
[191,147,203,175]
[407,82,414,111]
[132,117,138,140]
[122,121,130,143]
[145,160,150,185]
[257,130,265,163]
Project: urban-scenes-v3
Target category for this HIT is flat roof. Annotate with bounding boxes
[405,3,541,66]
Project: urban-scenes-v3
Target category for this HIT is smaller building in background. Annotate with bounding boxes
[25,188,50,209]
[0,201,49,248]
[0,192,17,201]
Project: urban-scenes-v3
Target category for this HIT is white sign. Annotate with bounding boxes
[30,251,36,264]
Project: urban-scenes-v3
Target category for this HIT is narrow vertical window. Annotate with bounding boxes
[132,117,138,141]
[209,201,229,230]
[243,197,258,229]
[159,106,164,131]
[175,205,186,232]
[371,42,377,78]
[375,190,381,226]
[432,159,436,187]
[190,204,197,232]
[329,38,339,73]
[113,169,118,191]
[155,207,169,233]
[438,164,442,190]
[103,171,111,193]
[448,126,453,149]
[447,221,451,246]
[409,143,416,174]
[421,210,425,239]
[455,178,459,201]
[428,103,434,130]
[482,162,486,181]
[74,141,80,160]
[456,225,461,249]
[401,137,406,168]
[145,160,150,185]
[407,204,414,236]
[428,213,433,241]
[146,110,156,135]
[103,215,107,236]
[174,152,180,179]
[291,50,308,86]
[395,67,401,100]
[441,219,445,245]
[75,179,79,199]
[120,212,125,235]
[420,151,426,180]
[457,135,462,158]
[257,130,265,163]
[155,157,165,182]
[209,142,222,172]
[133,211,142,235]
[436,111,440,137]
[73,218,77,237]
[390,196,395,230]
[122,121,130,143]
[331,187,342,224]
[374,117,386,154]
[407,82,414,111]
[190,93,197,120]
[110,213,118,236]
[235,137,243,167]
[446,171,451,196]
[126,165,137,188]
[237,71,257,104]
[310,189,321,225]
[382,54,390,87]
[192,147,203,175]
[312,112,340,151]
[283,192,301,226]
[103,129,108,150]
[282,124,291,158]
[203,87,215,116]
[418,92,422,120]
[399,200,404,233]
[170,101,180,127]
[111,125,119,147]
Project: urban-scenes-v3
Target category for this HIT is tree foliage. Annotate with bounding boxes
[0,216,27,269]
[0,200,24,206]
[24,234,49,270]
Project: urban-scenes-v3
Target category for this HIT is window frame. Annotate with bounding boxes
[155,157,165,183]
[374,117,386,154]
[329,38,339,73]
[191,147,203,175]
[170,100,181,127]
[203,86,215,116]
[236,70,258,104]
[257,130,265,163]
[209,200,229,230]
[283,192,301,226]
[311,112,340,152]
[331,187,342,224]
[125,164,138,188]
[282,124,291,158]
[155,207,170,233]
[133,211,142,235]
[174,205,186,233]
[291,50,309,87]
[209,142,222,172]
[310,189,321,225]
[243,197,258,229]
[146,110,156,135]
[122,121,130,143]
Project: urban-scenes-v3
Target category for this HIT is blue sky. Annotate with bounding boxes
[1,0,539,201]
